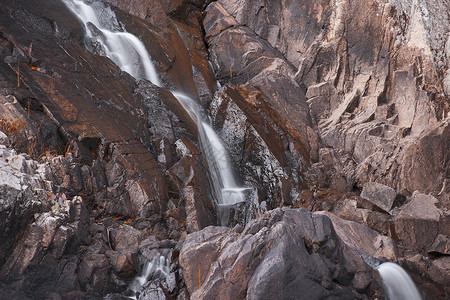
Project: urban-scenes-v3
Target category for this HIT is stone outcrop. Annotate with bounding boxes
[200,1,449,298]
[180,208,383,299]
[336,197,391,235]
[0,0,214,297]
[0,196,89,298]
[0,143,50,264]
[317,211,399,262]
[202,0,449,202]
[393,192,447,252]
[360,182,397,212]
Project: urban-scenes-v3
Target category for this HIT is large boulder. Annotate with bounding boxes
[360,182,397,212]
[393,192,445,252]
[180,208,383,299]
[317,211,398,262]
[337,198,391,235]
[400,120,450,198]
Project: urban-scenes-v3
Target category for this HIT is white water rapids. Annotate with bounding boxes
[128,253,170,297]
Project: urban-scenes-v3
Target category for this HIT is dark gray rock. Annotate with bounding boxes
[0,145,49,263]
[0,196,90,299]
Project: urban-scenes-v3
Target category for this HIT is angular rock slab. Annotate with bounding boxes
[360,182,396,212]
[317,211,398,262]
[393,192,443,252]
[180,208,383,299]
[204,2,319,164]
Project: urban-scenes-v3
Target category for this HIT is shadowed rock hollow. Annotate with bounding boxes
[0,0,448,299]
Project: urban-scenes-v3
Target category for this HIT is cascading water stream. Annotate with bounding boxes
[128,253,170,298]
[61,0,248,294]
[62,0,160,85]
[377,262,422,300]
[171,92,246,207]
[61,0,246,214]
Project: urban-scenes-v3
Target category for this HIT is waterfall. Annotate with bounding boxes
[170,91,246,207]
[377,262,422,300]
[61,1,249,293]
[61,0,246,211]
[62,0,161,85]
[128,253,170,297]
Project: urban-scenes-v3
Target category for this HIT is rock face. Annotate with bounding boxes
[0,195,89,299]
[0,0,448,299]
[203,0,449,202]
[0,0,213,298]
[0,144,50,264]
[180,208,383,299]
[200,2,449,295]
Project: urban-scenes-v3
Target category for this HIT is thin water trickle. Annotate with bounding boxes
[200,122,245,205]
[377,262,422,300]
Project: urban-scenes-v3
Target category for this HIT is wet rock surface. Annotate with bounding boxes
[0,0,448,299]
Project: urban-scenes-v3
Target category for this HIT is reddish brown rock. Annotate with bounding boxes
[337,198,391,235]
[428,234,450,256]
[180,208,383,299]
[400,121,449,199]
[207,0,449,199]
[317,211,398,261]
